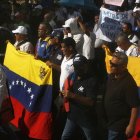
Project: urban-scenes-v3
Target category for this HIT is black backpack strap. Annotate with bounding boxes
[16,39,28,48]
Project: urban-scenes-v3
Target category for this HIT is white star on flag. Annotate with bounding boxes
[20,80,24,86]
[12,81,15,85]
[27,88,32,94]
[24,83,26,88]
[30,94,34,99]
[29,102,32,107]
[9,85,12,90]
[16,80,19,85]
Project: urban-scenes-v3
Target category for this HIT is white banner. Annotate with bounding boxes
[96,8,134,42]
[105,0,124,7]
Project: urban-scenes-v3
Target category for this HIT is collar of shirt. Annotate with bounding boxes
[39,37,50,42]
[109,70,128,81]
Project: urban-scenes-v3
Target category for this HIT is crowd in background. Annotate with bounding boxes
[0,0,140,140]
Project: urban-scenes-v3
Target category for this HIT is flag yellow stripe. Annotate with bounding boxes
[4,42,52,86]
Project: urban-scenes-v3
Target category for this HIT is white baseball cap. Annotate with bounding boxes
[135,0,140,3]
[62,18,76,28]
[12,26,27,35]
[34,5,43,10]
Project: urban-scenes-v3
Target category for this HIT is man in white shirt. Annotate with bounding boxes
[12,26,34,54]
[115,33,138,56]
[60,37,77,91]
[62,18,84,55]
[121,22,139,44]
[93,15,104,48]
[77,17,96,60]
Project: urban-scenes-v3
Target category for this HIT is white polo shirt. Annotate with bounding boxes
[59,56,74,91]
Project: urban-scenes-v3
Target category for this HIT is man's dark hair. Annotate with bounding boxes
[113,52,128,66]
[123,22,132,31]
[62,37,76,49]
[116,32,129,43]
[40,22,52,35]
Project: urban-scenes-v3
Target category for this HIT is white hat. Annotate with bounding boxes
[62,18,76,28]
[135,0,140,3]
[133,7,140,12]
[12,26,27,35]
[34,5,43,10]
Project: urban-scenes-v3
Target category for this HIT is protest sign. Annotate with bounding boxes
[105,0,124,7]
[96,8,134,42]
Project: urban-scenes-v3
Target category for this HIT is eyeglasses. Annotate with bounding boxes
[110,60,121,68]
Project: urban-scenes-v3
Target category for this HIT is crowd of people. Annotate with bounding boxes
[0,0,140,140]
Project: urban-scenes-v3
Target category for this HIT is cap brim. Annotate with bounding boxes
[12,30,19,34]
[62,24,70,28]
[12,30,27,34]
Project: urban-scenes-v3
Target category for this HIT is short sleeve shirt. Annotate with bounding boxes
[60,56,74,91]
[104,71,140,131]
[68,75,98,126]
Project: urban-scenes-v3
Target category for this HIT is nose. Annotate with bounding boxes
[61,47,64,51]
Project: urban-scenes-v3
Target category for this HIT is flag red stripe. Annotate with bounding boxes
[10,97,52,140]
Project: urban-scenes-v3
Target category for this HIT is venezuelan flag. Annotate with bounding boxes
[4,42,53,139]
[104,47,140,140]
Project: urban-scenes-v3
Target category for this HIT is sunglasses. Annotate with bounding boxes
[110,60,121,68]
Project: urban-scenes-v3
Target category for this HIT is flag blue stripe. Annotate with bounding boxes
[4,67,52,113]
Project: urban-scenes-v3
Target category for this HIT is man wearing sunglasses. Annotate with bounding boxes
[104,52,140,140]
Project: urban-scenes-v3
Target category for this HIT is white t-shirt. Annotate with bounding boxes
[82,32,96,59]
[93,23,104,48]
[115,44,138,56]
[73,34,84,55]
[59,56,74,91]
